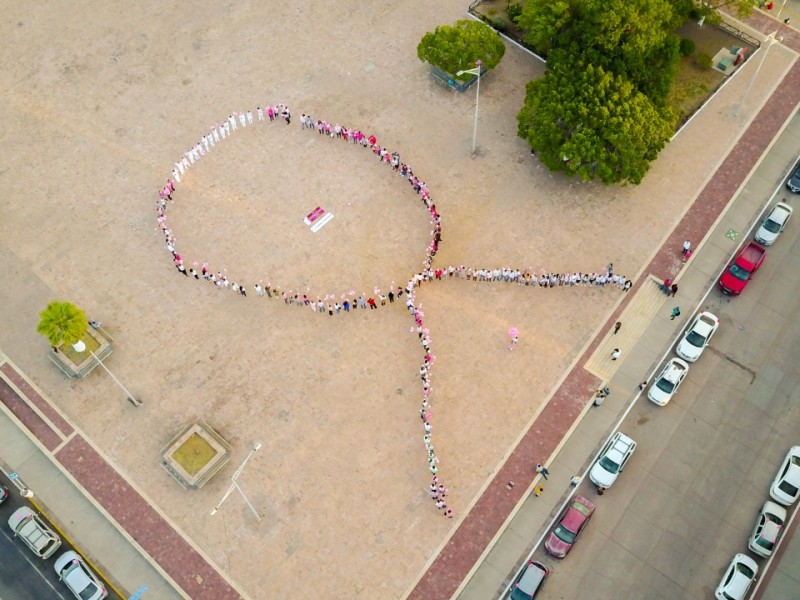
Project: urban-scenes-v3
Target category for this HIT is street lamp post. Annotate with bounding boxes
[88,349,140,406]
[210,442,263,521]
[456,59,483,154]
[735,31,781,117]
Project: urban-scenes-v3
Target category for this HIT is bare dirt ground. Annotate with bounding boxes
[0,2,794,598]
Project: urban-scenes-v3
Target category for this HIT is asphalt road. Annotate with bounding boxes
[527,194,800,598]
[0,481,73,600]
[0,472,124,600]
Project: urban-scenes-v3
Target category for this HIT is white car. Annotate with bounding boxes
[748,500,786,558]
[7,506,61,559]
[754,202,792,245]
[54,550,108,600]
[769,446,800,506]
[675,311,719,362]
[589,432,636,488]
[647,358,689,406]
[715,553,757,600]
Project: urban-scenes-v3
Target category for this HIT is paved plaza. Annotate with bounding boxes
[0,3,798,599]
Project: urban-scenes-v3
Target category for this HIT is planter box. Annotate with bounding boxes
[47,326,114,379]
[431,66,486,92]
[160,422,231,489]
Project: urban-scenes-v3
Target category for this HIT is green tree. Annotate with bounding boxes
[417,19,505,77]
[517,55,675,185]
[572,0,681,58]
[37,301,88,348]
[696,0,760,24]
[517,0,574,55]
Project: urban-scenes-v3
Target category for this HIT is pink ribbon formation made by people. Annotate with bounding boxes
[156,102,628,517]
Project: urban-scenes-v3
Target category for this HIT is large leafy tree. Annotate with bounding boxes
[417,19,505,77]
[516,0,574,55]
[37,301,88,347]
[517,54,675,185]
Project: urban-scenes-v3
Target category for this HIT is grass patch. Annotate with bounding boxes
[667,56,716,123]
[171,433,217,476]
[58,333,101,365]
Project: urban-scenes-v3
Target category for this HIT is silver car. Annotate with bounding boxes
[754,202,792,246]
[508,560,549,599]
[54,550,108,600]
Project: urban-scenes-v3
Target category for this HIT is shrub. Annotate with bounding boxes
[696,52,712,69]
[679,38,696,56]
[492,15,508,32]
[507,1,523,23]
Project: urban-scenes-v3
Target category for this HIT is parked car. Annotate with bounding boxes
[589,432,637,488]
[715,553,758,600]
[748,500,787,558]
[544,495,595,558]
[754,202,793,245]
[647,358,689,406]
[787,159,800,193]
[718,242,766,296]
[769,446,800,506]
[675,311,719,362]
[7,506,62,559]
[0,483,8,504]
[54,550,108,600]
[508,560,549,600]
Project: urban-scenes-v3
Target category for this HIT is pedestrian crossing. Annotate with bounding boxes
[585,275,670,381]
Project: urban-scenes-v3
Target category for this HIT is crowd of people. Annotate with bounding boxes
[156,102,626,516]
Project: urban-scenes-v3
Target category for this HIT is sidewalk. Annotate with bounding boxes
[0,353,244,600]
[408,17,800,600]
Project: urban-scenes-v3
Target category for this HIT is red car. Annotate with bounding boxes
[718,241,766,296]
[544,495,596,558]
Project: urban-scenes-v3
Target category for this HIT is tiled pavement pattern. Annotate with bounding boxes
[408,21,800,600]
[0,357,243,600]
[585,276,670,382]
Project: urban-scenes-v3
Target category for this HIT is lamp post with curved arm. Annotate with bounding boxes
[456,59,483,154]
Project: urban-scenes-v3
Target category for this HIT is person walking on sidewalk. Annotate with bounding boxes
[670,306,681,320]
[536,464,550,480]
[670,283,678,297]
[611,348,621,361]
[682,240,691,255]
[613,321,621,334]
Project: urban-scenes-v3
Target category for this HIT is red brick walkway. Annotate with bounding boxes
[0,359,243,600]
[409,33,800,600]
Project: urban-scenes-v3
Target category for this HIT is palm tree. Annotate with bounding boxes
[37,301,88,350]
[36,301,140,405]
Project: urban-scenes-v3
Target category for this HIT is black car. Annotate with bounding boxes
[787,160,800,193]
